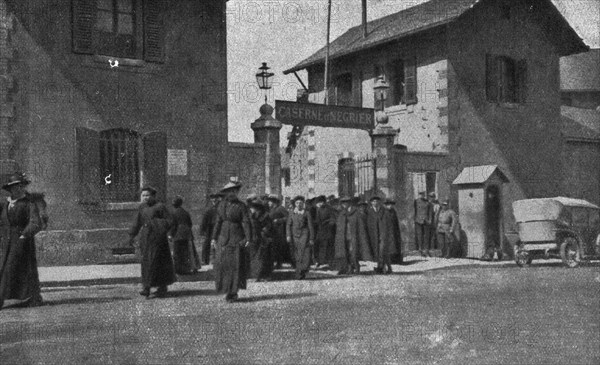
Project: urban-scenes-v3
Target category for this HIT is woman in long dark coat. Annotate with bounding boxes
[129,186,175,298]
[286,196,315,280]
[248,200,273,281]
[314,195,337,268]
[0,173,43,310]
[267,195,290,269]
[169,195,200,275]
[384,199,403,265]
[211,180,251,302]
[334,197,370,275]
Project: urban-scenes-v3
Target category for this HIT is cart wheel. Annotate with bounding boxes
[514,245,532,267]
[560,237,580,268]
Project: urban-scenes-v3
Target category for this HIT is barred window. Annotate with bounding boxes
[100,128,140,202]
[338,158,356,198]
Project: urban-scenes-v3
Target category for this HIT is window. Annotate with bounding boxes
[100,129,140,202]
[330,73,353,107]
[72,0,165,62]
[76,127,167,205]
[96,0,137,58]
[486,54,527,104]
[375,57,418,107]
[411,171,437,199]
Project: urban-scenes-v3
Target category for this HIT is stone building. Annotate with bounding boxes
[282,0,589,251]
[0,0,265,265]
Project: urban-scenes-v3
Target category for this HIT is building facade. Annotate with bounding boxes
[282,0,589,252]
[0,0,265,265]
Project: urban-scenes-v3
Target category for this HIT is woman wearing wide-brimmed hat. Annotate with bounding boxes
[128,186,176,298]
[286,195,315,280]
[211,179,251,302]
[0,172,44,310]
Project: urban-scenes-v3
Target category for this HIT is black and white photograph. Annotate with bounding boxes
[0,0,598,364]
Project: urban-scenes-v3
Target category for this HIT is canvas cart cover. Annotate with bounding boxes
[513,197,600,222]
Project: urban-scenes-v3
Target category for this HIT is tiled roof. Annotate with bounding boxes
[560,49,600,91]
[561,106,600,141]
[284,0,587,74]
[452,165,509,185]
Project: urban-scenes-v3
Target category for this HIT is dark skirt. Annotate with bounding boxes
[173,239,201,275]
[140,230,176,288]
[215,242,248,294]
[0,234,42,308]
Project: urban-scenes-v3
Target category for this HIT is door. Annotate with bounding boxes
[485,185,502,253]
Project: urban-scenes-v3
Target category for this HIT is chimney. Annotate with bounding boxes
[362,0,368,37]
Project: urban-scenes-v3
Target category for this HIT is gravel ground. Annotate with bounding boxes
[0,262,598,365]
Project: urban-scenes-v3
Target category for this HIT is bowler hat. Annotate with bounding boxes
[369,196,381,202]
[249,199,267,211]
[291,195,305,203]
[384,199,396,205]
[314,195,326,203]
[2,172,30,191]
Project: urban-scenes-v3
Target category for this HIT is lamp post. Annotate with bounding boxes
[256,62,274,104]
[373,76,390,125]
[252,62,281,196]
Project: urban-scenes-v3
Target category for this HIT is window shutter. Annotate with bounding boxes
[403,56,417,105]
[72,0,97,54]
[486,54,498,102]
[142,131,167,202]
[516,59,527,104]
[144,0,166,63]
[76,127,101,204]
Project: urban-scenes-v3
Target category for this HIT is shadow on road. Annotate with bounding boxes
[164,289,220,298]
[235,292,317,303]
[42,296,132,306]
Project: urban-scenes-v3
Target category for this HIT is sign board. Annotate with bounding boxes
[167,149,187,176]
[275,100,375,130]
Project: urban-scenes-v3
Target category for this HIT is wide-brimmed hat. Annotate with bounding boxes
[141,186,157,195]
[221,178,242,192]
[369,196,381,202]
[339,196,352,203]
[384,199,396,205]
[292,195,305,203]
[266,194,280,203]
[2,172,30,191]
[314,195,326,204]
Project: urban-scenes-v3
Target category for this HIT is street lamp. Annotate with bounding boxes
[256,62,274,104]
[373,76,389,124]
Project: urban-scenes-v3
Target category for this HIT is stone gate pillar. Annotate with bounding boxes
[0,2,18,179]
[251,103,282,196]
[371,123,398,199]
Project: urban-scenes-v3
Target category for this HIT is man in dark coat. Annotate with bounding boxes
[169,195,200,275]
[414,191,433,257]
[313,195,337,268]
[267,194,290,269]
[248,200,273,281]
[0,173,43,310]
[199,193,221,265]
[366,196,396,274]
[429,192,441,253]
[334,197,371,275]
[286,196,315,280]
[211,179,252,302]
[384,199,403,265]
[129,186,176,298]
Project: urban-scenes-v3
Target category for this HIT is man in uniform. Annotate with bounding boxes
[414,191,432,257]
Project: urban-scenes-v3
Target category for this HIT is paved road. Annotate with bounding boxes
[1,262,599,364]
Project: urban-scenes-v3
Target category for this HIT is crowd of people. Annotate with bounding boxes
[0,171,461,308]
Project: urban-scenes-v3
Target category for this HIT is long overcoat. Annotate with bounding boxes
[211,195,251,294]
[286,209,315,273]
[385,207,403,264]
[366,207,398,262]
[129,201,176,288]
[334,206,372,263]
[0,194,43,308]
[314,204,337,264]
[268,205,290,263]
[170,206,200,274]
[248,210,273,279]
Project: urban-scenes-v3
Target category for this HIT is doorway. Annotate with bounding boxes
[485,185,502,252]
